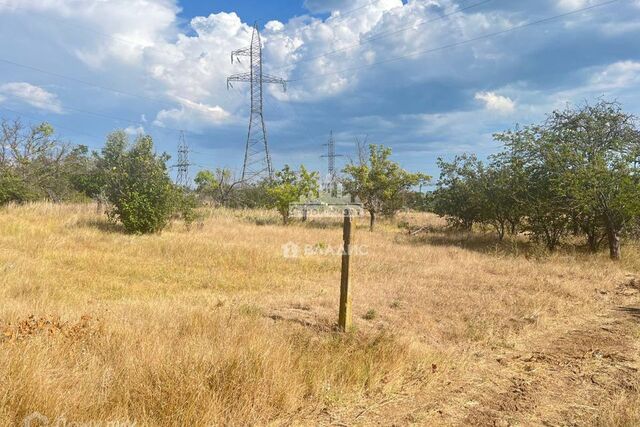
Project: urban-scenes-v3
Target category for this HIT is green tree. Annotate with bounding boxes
[432,154,484,231]
[481,153,527,239]
[547,101,640,259]
[0,118,89,204]
[267,165,319,224]
[101,132,184,234]
[0,169,36,205]
[194,168,240,207]
[343,144,428,231]
[495,125,573,251]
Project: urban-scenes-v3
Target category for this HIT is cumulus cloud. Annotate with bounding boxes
[153,100,231,131]
[0,0,179,67]
[589,61,640,90]
[124,125,145,136]
[0,0,638,171]
[0,82,63,113]
[474,92,516,114]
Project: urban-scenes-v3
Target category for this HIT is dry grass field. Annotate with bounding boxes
[1,203,640,426]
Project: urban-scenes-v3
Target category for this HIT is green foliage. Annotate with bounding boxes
[432,154,484,231]
[342,144,428,231]
[0,119,98,205]
[195,170,218,196]
[547,101,640,258]
[266,165,320,224]
[434,100,640,258]
[0,168,38,205]
[100,132,186,234]
[174,188,199,228]
[494,125,573,251]
[403,190,432,212]
[194,168,241,207]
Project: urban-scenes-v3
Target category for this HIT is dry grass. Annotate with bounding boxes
[1,203,639,425]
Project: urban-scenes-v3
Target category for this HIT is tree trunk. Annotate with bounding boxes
[606,226,621,260]
[369,211,375,232]
[493,221,505,241]
[586,233,599,253]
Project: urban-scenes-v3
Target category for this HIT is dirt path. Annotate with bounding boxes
[463,304,640,426]
[449,274,640,427]
[321,281,640,426]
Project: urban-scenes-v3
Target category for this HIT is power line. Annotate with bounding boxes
[0,57,237,140]
[227,23,286,183]
[272,0,493,72]
[0,106,103,142]
[0,57,223,135]
[313,0,380,25]
[0,0,154,49]
[289,0,622,83]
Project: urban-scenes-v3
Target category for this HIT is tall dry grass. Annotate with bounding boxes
[1,203,639,425]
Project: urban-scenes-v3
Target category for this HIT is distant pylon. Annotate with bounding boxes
[176,131,191,188]
[227,22,287,183]
[321,130,343,197]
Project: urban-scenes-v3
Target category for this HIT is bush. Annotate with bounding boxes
[102,132,185,234]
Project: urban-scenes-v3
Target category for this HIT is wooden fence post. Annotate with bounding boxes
[338,209,353,332]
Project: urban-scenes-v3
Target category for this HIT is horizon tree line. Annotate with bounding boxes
[2,99,640,260]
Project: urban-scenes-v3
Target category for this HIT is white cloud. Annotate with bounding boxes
[474,91,516,114]
[153,100,231,131]
[124,125,145,136]
[265,20,285,32]
[589,61,640,90]
[0,82,63,113]
[0,0,637,165]
[0,0,179,67]
[556,0,591,10]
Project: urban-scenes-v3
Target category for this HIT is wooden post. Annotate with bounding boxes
[338,209,353,332]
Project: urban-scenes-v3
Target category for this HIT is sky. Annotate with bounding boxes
[0,0,639,181]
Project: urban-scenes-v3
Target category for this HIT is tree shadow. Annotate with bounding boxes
[404,230,546,258]
[616,306,640,321]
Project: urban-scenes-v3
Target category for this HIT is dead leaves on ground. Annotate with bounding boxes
[0,314,101,344]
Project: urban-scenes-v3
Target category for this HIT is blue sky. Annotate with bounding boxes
[179,1,308,27]
[0,0,639,182]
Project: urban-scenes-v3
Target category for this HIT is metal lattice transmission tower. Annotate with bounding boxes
[227,23,287,183]
[321,130,344,197]
[176,131,191,188]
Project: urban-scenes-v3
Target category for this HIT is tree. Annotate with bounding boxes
[0,118,89,204]
[194,168,241,207]
[432,154,484,231]
[495,125,573,251]
[546,101,640,259]
[481,153,527,239]
[100,131,185,234]
[343,144,428,231]
[267,165,319,224]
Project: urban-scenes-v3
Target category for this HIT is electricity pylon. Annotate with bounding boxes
[175,131,191,188]
[227,23,287,183]
[321,130,343,197]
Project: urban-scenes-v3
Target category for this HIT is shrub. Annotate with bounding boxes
[102,132,184,234]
